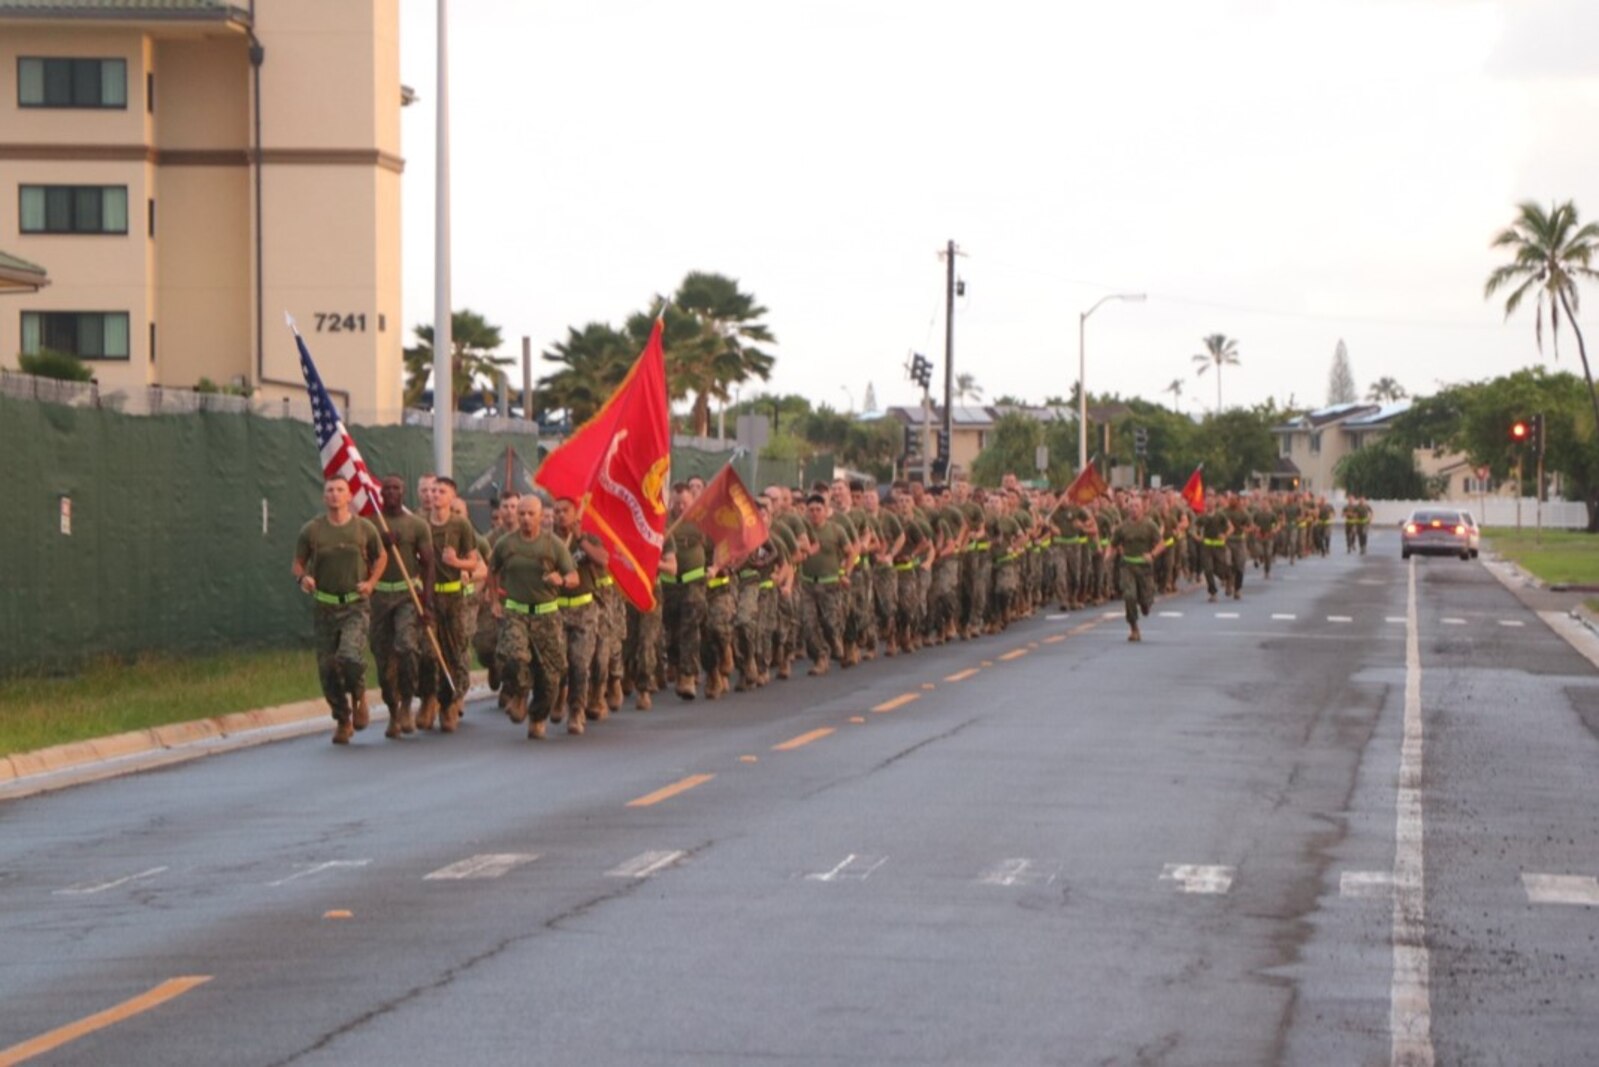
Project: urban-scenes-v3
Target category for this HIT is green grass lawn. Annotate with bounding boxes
[1481,526,1599,587]
[0,648,377,758]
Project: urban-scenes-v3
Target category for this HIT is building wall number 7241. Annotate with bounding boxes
[314,313,367,333]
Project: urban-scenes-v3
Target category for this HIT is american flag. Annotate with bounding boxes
[292,323,383,517]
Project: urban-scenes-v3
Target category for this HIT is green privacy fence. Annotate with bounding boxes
[1,395,821,676]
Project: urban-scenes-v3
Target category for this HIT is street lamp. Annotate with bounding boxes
[1078,292,1146,471]
[839,385,854,414]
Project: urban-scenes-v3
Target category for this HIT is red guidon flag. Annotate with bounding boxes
[1181,464,1205,513]
[535,318,672,611]
[676,463,769,569]
[1062,462,1108,506]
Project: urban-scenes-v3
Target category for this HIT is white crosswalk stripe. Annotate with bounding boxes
[424,853,538,881]
[606,850,688,879]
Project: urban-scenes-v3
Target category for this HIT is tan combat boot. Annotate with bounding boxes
[384,704,402,739]
[352,691,370,731]
[415,696,439,731]
[440,699,462,733]
[676,674,698,701]
[567,709,585,735]
[607,678,624,710]
[636,689,653,711]
[507,692,528,724]
[528,719,546,740]
[587,688,608,721]
[396,699,416,734]
[332,718,354,745]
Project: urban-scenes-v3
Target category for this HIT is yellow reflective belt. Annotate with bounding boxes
[559,593,594,608]
[1202,538,1226,547]
[1122,555,1150,564]
[433,580,463,594]
[706,576,731,589]
[596,575,615,587]
[805,573,842,584]
[678,567,706,583]
[504,598,531,615]
[759,579,775,590]
[374,579,416,594]
[313,590,363,605]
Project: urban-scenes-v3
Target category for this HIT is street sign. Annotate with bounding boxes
[735,414,770,453]
[1035,445,1048,472]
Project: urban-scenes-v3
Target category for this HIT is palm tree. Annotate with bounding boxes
[1163,377,1184,411]
[1192,333,1240,412]
[1366,376,1408,403]
[954,372,983,405]
[537,322,635,425]
[403,309,510,410]
[1484,199,1599,440]
[667,271,776,436]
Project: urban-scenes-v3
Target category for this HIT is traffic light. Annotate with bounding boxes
[903,424,922,459]
[1509,419,1529,445]
[1529,412,1545,457]
[936,427,950,460]
[1133,426,1149,457]
[907,353,932,390]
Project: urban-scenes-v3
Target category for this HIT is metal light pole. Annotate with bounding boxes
[432,0,453,477]
[1077,292,1146,471]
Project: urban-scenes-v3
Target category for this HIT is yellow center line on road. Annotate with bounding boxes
[0,975,212,1067]
[944,668,980,682]
[626,773,715,808]
[772,727,836,752]
[1042,635,1066,644]
[1000,649,1029,661]
[872,693,920,714]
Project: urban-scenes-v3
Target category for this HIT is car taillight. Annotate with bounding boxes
[1454,525,1465,535]
[1405,523,1417,534]
[1429,520,1441,528]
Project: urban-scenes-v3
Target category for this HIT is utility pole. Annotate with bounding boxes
[942,239,956,482]
[521,336,532,423]
[432,0,453,477]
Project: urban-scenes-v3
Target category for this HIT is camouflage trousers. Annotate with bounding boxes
[992,560,1020,623]
[1228,540,1249,593]
[419,593,472,702]
[315,602,369,719]
[472,595,499,688]
[1199,543,1230,595]
[498,611,566,724]
[663,580,707,684]
[802,578,845,666]
[872,566,897,647]
[846,566,873,650]
[593,583,624,699]
[894,567,922,647]
[734,578,766,681]
[369,590,419,710]
[625,598,663,695]
[704,584,736,678]
[562,599,599,716]
[1121,560,1155,626]
[930,557,959,637]
[774,586,801,672]
[1252,533,1276,577]
[964,550,991,633]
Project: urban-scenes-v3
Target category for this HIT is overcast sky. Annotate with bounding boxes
[396,0,1599,419]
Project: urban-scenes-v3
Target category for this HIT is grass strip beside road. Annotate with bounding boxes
[0,648,375,758]
[1482,526,1599,587]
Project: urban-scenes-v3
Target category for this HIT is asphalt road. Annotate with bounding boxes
[4,530,1598,1066]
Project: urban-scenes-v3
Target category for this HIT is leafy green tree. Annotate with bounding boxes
[1163,377,1185,411]
[404,309,510,410]
[970,411,1044,487]
[954,372,983,404]
[1335,440,1431,499]
[1367,376,1407,402]
[841,418,903,481]
[1328,339,1356,404]
[666,271,776,437]
[1192,407,1276,491]
[1485,199,1599,455]
[536,322,635,425]
[1192,333,1240,412]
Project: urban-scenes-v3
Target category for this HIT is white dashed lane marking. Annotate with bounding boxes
[806,854,887,883]
[1272,613,1297,620]
[1160,864,1234,894]
[1387,617,1406,624]
[424,853,539,881]
[1158,611,1183,618]
[1498,619,1525,628]
[1523,873,1599,906]
[268,860,370,887]
[1441,617,1467,626]
[978,859,1061,887]
[1340,870,1394,899]
[1328,615,1353,623]
[606,850,687,879]
[1215,612,1239,619]
[54,866,168,896]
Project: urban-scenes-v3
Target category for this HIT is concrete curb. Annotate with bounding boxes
[1,672,491,803]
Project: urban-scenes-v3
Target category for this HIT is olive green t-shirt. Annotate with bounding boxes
[429,515,478,584]
[1224,507,1252,539]
[874,510,903,559]
[1252,508,1278,533]
[803,516,849,579]
[296,515,382,596]
[1112,518,1162,560]
[668,524,709,575]
[377,511,431,585]
[491,531,576,607]
[1196,512,1231,541]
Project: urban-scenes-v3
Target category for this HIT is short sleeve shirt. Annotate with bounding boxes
[296,515,382,596]
[491,531,575,607]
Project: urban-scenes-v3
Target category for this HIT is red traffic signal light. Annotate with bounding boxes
[1510,420,1530,442]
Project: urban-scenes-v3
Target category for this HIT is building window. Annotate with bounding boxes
[1279,435,1292,457]
[18,57,127,108]
[1309,431,1322,455]
[21,312,131,360]
[19,186,129,234]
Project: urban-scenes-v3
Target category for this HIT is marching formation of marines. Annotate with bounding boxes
[293,471,1355,743]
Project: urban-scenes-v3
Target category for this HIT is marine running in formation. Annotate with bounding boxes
[292,472,1363,743]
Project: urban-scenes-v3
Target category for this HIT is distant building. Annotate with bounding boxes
[0,0,404,420]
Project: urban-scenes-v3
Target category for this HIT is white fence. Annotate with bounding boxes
[1369,498,1587,529]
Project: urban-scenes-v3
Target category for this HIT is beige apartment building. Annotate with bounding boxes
[0,0,403,420]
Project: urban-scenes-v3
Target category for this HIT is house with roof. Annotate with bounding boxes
[884,404,995,478]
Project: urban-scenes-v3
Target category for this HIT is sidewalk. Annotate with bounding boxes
[1480,549,1599,671]
[0,673,491,803]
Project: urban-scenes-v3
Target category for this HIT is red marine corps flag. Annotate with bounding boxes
[1062,461,1109,506]
[1181,464,1205,513]
[535,318,672,612]
[673,463,768,569]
